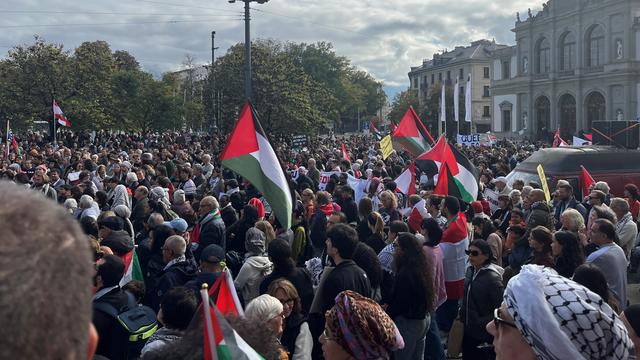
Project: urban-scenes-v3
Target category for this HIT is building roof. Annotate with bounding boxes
[410,39,511,74]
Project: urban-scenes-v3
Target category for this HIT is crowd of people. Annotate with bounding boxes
[2,129,640,360]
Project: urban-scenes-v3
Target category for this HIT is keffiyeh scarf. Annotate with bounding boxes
[504,265,632,360]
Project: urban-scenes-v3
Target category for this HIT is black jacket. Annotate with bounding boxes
[320,260,372,313]
[148,259,198,311]
[93,287,131,360]
[184,272,223,295]
[196,212,226,260]
[220,204,238,229]
[101,230,134,256]
[526,201,554,232]
[460,265,504,343]
[225,219,252,255]
[365,233,386,254]
[309,208,327,250]
[554,197,587,230]
[339,198,358,224]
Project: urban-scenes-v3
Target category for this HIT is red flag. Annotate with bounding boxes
[553,129,561,147]
[390,120,396,134]
[394,161,416,196]
[433,162,451,197]
[370,118,377,133]
[584,133,593,141]
[580,165,595,197]
[208,270,243,317]
[341,143,350,162]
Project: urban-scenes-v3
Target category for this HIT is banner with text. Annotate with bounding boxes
[456,133,497,147]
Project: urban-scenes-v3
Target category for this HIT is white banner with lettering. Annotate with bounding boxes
[484,188,500,213]
[457,133,497,147]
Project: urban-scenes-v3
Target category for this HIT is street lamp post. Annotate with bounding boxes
[228,0,269,102]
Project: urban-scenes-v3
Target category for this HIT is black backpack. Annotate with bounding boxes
[94,291,158,359]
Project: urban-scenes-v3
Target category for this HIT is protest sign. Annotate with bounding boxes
[292,135,308,149]
[484,188,500,213]
[319,171,340,190]
[457,133,497,147]
[380,135,394,160]
[537,164,551,203]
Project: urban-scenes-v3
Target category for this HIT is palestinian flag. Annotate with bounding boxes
[201,289,264,360]
[220,102,292,229]
[208,269,244,317]
[119,250,144,287]
[393,106,435,157]
[341,143,351,163]
[415,136,479,203]
[370,118,383,141]
[580,165,595,198]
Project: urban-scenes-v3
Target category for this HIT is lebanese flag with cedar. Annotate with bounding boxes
[53,100,71,127]
[220,101,292,229]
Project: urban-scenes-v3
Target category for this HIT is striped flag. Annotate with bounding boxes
[394,161,415,196]
[209,269,244,317]
[220,102,292,229]
[415,136,479,204]
[53,100,71,127]
[393,106,435,157]
[440,210,469,300]
[201,286,264,360]
[119,250,144,287]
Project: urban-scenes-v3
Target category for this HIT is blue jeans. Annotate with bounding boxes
[436,299,459,333]
[424,313,446,360]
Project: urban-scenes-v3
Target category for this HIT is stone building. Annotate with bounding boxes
[408,40,509,133]
[490,0,640,139]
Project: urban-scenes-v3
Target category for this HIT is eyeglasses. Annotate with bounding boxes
[465,249,480,257]
[493,308,517,329]
[279,298,295,307]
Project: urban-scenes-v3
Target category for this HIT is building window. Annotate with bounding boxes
[586,92,606,130]
[483,106,490,117]
[459,68,464,79]
[447,71,451,81]
[536,37,550,73]
[483,86,490,97]
[503,110,512,132]
[438,73,442,82]
[413,78,418,88]
[587,25,605,67]
[502,61,510,79]
[560,32,576,71]
[483,67,490,78]
[431,74,435,84]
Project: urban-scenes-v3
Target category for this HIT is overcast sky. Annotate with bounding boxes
[1,0,543,98]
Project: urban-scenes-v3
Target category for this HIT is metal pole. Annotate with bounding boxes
[211,31,218,129]
[244,0,252,101]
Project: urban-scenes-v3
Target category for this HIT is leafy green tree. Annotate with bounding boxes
[113,50,140,71]
[388,89,419,125]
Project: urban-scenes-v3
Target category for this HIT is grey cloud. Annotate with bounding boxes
[0,0,543,97]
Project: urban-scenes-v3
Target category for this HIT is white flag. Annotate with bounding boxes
[440,83,446,123]
[465,75,472,123]
[573,136,591,146]
[453,77,460,123]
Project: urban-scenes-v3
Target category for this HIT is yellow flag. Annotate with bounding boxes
[380,135,394,160]
[537,164,551,203]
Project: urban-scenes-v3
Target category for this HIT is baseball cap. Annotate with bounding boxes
[201,244,225,263]
[163,218,188,233]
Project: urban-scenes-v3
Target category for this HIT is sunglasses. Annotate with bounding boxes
[493,308,517,329]
[465,249,480,257]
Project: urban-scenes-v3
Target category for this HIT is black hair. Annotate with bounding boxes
[443,196,460,215]
[97,254,125,287]
[471,217,496,241]
[573,264,611,304]
[160,287,198,330]
[327,223,358,259]
[389,220,409,235]
[553,231,585,278]
[151,224,176,254]
[80,216,99,238]
[352,243,383,288]
[421,218,443,246]
[469,239,494,265]
[394,233,435,312]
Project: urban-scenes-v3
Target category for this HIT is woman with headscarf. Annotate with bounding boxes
[487,265,633,360]
[235,227,273,305]
[321,290,404,360]
[268,279,313,360]
[114,204,135,239]
[150,186,176,220]
[386,233,434,360]
[460,239,504,360]
[110,183,131,211]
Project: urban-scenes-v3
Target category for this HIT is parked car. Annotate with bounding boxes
[506,146,640,197]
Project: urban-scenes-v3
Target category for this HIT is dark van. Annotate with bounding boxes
[506,146,640,197]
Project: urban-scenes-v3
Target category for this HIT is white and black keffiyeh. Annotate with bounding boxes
[504,265,632,360]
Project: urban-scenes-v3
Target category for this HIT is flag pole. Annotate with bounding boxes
[52,100,57,147]
[5,120,9,159]
[200,283,218,360]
